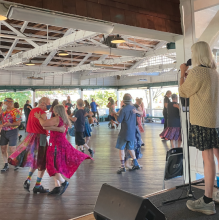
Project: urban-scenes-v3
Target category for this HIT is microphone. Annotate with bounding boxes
[186,59,192,66]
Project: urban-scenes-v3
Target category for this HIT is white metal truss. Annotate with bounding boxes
[4,21,29,60]
[41,28,74,66]
[0,30,98,68]
[81,63,177,80]
[1,21,39,48]
[78,53,92,66]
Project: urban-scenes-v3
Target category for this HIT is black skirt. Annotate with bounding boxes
[189,125,219,151]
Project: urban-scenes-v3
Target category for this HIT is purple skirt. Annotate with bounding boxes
[160,127,181,141]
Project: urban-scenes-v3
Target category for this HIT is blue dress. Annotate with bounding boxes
[84,107,92,137]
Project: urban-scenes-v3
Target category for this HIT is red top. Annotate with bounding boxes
[27,107,47,135]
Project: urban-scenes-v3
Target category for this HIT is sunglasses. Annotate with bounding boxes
[4,99,13,102]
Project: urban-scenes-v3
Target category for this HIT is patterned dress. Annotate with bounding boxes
[46,117,92,179]
[137,106,144,133]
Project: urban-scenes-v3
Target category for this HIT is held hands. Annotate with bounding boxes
[132,109,137,114]
[34,112,41,119]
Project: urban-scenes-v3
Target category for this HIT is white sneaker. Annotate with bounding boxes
[213,191,219,203]
[186,197,216,215]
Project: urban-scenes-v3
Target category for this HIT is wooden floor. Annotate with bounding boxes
[0,122,183,220]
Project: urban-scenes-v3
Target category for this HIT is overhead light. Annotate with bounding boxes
[0,3,9,21]
[7,6,114,34]
[25,60,35,66]
[57,50,69,56]
[111,35,126,44]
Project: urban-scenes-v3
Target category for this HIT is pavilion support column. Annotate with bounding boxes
[149,88,153,116]
[117,89,120,108]
[176,0,196,183]
[79,89,84,100]
[32,90,35,106]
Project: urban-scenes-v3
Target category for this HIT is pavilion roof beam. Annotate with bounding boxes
[1,21,39,48]
[123,37,152,50]
[81,63,177,80]
[0,30,98,68]
[194,0,219,12]
[89,39,108,47]
[198,10,219,49]
[61,46,175,58]
[4,21,29,60]
[78,53,92,66]
[41,28,74,67]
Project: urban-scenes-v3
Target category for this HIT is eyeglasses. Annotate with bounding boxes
[4,99,13,102]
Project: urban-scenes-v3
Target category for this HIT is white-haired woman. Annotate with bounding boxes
[34,104,92,196]
[179,41,219,215]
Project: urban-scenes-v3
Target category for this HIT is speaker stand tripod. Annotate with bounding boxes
[163,98,197,205]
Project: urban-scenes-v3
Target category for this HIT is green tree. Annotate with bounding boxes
[0,91,32,107]
[85,91,123,108]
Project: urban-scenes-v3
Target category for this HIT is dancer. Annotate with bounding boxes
[115,93,141,174]
[8,97,65,193]
[35,104,92,195]
[159,94,182,148]
[49,99,59,117]
[83,100,93,148]
[118,103,143,169]
[34,102,38,108]
[69,99,94,157]
[109,99,119,129]
[0,98,21,171]
[24,100,32,131]
[140,98,146,124]
[163,91,172,129]
[135,98,145,146]
[14,102,23,142]
[179,41,219,215]
[90,98,99,125]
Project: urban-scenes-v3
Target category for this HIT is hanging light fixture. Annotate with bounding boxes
[111,35,126,44]
[25,60,35,66]
[0,3,9,21]
[57,50,69,56]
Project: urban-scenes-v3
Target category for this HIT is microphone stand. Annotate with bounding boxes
[162,71,200,205]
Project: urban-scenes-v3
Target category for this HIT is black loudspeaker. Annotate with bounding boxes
[94,184,166,220]
[164,148,183,181]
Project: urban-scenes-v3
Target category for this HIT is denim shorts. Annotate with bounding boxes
[115,136,134,150]
[1,128,18,146]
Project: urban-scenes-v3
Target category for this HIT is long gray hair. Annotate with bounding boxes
[53,104,71,126]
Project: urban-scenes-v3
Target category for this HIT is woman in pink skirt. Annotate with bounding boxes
[160,94,182,148]
[34,104,92,195]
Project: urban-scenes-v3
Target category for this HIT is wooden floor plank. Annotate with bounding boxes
[0,122,182,220]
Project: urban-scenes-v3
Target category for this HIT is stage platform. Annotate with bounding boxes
[0,122,183,220]
[72,184,219,220]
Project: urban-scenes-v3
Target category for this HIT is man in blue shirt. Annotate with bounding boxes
[90,98,99,124]
[116,93,141,174]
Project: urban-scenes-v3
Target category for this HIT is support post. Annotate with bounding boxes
[79,89,84,100]
[32,90,36,106]
[117,89,120,108]
[149,88,153,116]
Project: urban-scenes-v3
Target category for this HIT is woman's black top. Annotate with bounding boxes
[163,96,170,115]
[167,102,181,127]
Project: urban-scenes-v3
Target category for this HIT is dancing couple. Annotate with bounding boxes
[9,97,92,195]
